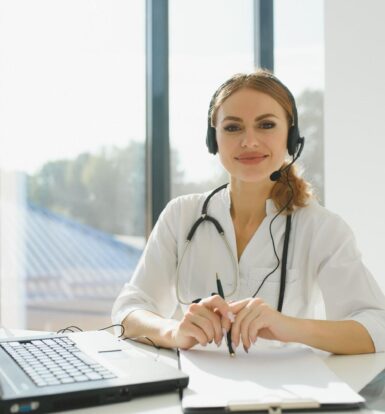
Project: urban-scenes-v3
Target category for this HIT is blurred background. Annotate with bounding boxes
[0,0,383,332]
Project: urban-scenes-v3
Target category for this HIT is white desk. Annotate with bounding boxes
[2,329,385,414]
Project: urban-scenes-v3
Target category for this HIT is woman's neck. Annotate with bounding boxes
[229,179,274,260]
[229,179,273,225]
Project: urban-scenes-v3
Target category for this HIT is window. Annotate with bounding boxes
[274,0,324,202]
[169,0,255,197]
[0,1,145,331]
[0,0,325,332]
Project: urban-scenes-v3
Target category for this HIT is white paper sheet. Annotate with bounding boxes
[180,341,365,410]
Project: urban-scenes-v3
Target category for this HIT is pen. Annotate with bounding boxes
[176,347,184,400]
[216,273,235,357]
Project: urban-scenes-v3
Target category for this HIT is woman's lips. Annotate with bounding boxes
[235,153,268,165]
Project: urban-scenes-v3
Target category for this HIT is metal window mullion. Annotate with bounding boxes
[145,0,170,237]
[254,0,274,71]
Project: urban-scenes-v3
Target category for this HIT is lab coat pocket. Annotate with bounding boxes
[247,268,300,307]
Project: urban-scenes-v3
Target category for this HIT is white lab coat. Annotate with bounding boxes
[112,187,385,352]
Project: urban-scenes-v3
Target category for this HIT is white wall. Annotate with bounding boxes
[324,0,385,291]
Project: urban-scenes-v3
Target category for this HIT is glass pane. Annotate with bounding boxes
[274,0,325,203]
[0,1,145,332]
[169,0,255,197]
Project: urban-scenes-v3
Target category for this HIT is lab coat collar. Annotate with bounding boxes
[265,199,279,216]
[219,185,278,217]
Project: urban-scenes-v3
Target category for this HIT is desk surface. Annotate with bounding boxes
[2,329,385,414]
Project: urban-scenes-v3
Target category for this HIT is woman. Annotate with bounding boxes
[112,69,385,354]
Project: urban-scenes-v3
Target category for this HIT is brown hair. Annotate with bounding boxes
[210,69,312,213]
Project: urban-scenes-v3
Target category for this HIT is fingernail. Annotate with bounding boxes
[227,312,235,322]
[222,328,227,337]
[217,339,222,348]
[232,342,237,350]
[243,345,249,354]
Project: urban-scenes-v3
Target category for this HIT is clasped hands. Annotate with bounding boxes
[172,295,295,352]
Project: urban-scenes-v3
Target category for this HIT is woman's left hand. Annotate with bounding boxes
[229,298,298,352]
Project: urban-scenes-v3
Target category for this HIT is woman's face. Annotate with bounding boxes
[215,87,289,184]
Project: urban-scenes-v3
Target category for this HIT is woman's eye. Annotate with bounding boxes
[223,124,241,132]
[260,121,275,129]
[260,121,276,129]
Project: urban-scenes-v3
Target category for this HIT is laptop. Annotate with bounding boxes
[0,330,189,413]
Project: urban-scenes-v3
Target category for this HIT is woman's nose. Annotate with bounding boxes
[241,128,260,148]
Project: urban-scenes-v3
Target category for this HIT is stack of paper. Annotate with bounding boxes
[180,341,364,412]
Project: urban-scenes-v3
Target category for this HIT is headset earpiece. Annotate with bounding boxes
[206,123,218,154]
[287,125,301,156]
[205,78,236,155]
[206,90,220,154]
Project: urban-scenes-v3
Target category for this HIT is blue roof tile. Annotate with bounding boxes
[23,203,142,301]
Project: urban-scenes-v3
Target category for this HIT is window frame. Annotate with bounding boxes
[145,0,274,234]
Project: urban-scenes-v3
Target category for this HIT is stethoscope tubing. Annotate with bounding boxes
[174,183,292,310]
[176,228,239,305]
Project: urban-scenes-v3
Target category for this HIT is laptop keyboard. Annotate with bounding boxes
[1,337,117,387]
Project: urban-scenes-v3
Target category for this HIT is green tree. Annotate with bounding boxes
[27,142,146,236]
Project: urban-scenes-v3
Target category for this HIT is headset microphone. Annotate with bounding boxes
[270,137,305,182]
[270,169,285,182]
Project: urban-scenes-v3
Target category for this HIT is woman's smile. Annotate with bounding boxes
[235,152,269,165]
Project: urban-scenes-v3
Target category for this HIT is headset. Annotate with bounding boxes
[205,72,304,162]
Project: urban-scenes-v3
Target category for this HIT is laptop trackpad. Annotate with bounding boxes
[100,350,180,382]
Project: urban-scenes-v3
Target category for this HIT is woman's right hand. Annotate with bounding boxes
[170,295,233,350]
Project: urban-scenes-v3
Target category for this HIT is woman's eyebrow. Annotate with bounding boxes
[255,113,279,121]
[221,115,242,123]
[220,113,279,123]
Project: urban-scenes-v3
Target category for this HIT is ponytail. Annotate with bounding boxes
[270,162,313,213]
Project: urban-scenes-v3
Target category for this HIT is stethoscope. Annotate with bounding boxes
[175,183,292,312]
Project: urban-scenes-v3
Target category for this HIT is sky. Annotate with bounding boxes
[0,0,324,181]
